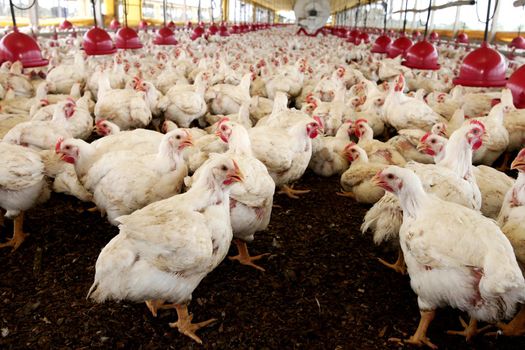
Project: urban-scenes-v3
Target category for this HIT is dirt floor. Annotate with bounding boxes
[1,170,525,350]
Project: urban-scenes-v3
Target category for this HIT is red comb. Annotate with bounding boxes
[469,119,485,132]
[420,132,431,143]
[218,117,230,126]
[355,118,368,125]
[96,119,106,127]
[55,138,64,153]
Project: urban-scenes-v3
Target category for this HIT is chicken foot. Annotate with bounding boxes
[490,305,525,336]
[377,249,407,275]
[405,310,437,349]
[145,299,177,317]
[336,190,355,199]
[0,212,28,252]
[228,239,269,272]
[447,317,491,341]
[169,303,217,344]
[278,184,310,199]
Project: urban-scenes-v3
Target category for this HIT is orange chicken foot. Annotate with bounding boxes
[169,303,217,344]
[405,310,437,349]
[0,212,28,252]
[229,239,269,272]
[447,317,491,341]
[336,190,355,199]
[490,305,525,336]
[278,184,310,199]
[377,249,407,275]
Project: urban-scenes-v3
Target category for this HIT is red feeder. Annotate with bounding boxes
[429,31,439,42]
[510,36,525,50]
[371,34,392,54]
[347,29,360,43]
[231,24,240,34]
[115,27,143,49]
[402,40,440,70]
[154,26,178,45]
[109,18,121,30]
[507,64,525,109]
[453,42,507,87]
[358,32,370,43]
[387,35,413,58]
[208,23,219,35]
[0,28,48,67]
[456,32,469,44]
[219,24,230,37]
[138,20,148,30]
[412,30,421,40]
[83,27,117,55]
[59,19,73,30]
[191,25,205,40]
[167,21,176,29]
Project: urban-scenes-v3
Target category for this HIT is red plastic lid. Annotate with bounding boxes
[0,29,48,68]
[59,20,73,30]
[154,26,178,45]
[453,42,507,87]
[167,21,176,29]
[429,31,439,42]
[456,32,469,44]
[115,27,143,49]
[347,29,361,42]
[402,40,440,70]
[109,19,121,30]
[231,24,240,34]
[191,26,205,40]
[208,23,219,35]
[83,27,117,55]
[371,34,392,54]
[138,20,148,30]
[507,64,525,109]
[510,36,525,50]
[387,35,413,58]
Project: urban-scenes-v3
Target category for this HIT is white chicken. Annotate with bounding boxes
[353,119,406,166]
[0,143,50,251]
[87,154,244,344]
[372,166,525,347]
[309,121,353,177]
[207,73,252,115]
[46,52,86,94]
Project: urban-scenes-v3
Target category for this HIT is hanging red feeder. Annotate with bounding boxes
[402,40,440,70]
[510,36,525,50]
[387,35,413,58]
[453,42,507,87]
[83,27,117,55]
[208,23,219,35]
[109,19,121,30]
[507,64,525,109]
[358,32,370,43]
[219,23,230,36]
[231,24,240,34]
[191,25,205,40]
[429,31,439,42]
[138,20,148,30]
[59,19,73,30]
[411,30,421,40]
[154,26,178,45]
[347,29,361,43]
[115,27,143,49]
[0,28,48,67]
[371,34,392,54]
[456,32,469,44]
[167,21,176,29]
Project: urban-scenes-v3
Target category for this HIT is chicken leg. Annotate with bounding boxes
[492,305,525,336]
[378,249,407,275]
[228,239,269,272]
[0,212,28,252]
[168,303,217,344]
[405,310,437,349]
[447,317,491,340]
[145,299,177,317]
[336,190,355,199]
[278,184,310,199]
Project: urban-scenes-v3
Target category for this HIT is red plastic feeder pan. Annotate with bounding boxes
[0,28,48,67]
[387,35,413,58]
[59,20,73,30]
[154,27,178,45]
[507,64,525,109]
[453,42,507,87]
[83,27,117,55]
[371,34,392,54]
[115,27,143,49]
[510,36,525,50]
[402,40,440,70]
[109,19,121,30]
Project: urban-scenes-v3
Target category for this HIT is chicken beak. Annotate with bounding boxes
[371,171,383,186]
[416,142,427,153]
[227,160,244,183]
[510,158,525,171]
[180,133,194,149]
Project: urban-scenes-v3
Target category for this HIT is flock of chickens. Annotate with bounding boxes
[1,25,525,347]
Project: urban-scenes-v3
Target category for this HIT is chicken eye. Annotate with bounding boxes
[431,139,436,144]
[176,135,181,140]
[387,174,394,180]
[65,145,71,150]
[221,165,228,171]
